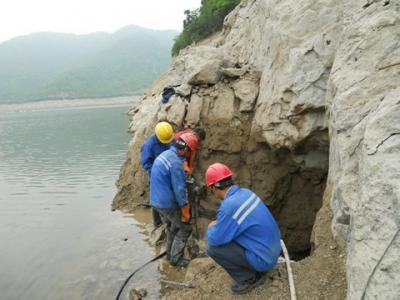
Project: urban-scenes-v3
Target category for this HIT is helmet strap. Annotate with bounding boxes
[214,177,233,189]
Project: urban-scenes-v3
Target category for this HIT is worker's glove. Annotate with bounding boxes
[183,161,193,175]
[180,204,191,223]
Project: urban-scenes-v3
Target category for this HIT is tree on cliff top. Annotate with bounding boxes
[172,0,240,56]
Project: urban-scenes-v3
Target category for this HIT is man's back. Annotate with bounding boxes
[140,134,170,173]
[207,185,281,271]
[150,147,186,209]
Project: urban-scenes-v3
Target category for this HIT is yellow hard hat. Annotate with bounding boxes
[155,122,174,144]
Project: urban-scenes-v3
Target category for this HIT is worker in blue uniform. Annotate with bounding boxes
[205,163,281,294]
[141,121,174,227]
[150,132,198,267]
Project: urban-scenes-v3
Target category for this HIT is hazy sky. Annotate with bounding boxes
[0,0,201,43]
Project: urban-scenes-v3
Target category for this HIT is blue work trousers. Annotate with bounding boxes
[207,242,258,283]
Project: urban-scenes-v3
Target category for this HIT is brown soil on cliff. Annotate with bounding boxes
[159,184,346,300]
[132,182,346,300]
[113,78,330,259]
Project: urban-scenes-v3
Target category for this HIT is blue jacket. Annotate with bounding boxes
[140,134,170,176]
[207,185,281,272]
[150,147,187,208]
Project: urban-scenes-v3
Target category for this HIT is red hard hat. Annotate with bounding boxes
[180,132,199,151]
[205,163,233,187]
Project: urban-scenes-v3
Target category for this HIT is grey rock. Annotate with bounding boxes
[232,79,259,112]
[159,95,187,127]
[129,288,147,300]
[208,84,235,121]
[222,67,247,78]
[186,94,203,126]
[170,46,224,85]
[185,257,216,282]
[188,59,222,85]
[326,3,400,298]
[175,83,192,97]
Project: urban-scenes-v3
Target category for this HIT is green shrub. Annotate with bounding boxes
[172,0,240,56]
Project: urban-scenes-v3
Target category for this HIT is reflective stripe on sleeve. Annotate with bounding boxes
[237,197,261,225]
[233,193,256,220]
[158,155,171,170]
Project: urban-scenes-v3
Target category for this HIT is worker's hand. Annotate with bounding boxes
[181,204,191,223]
[208,220,216,228]
[183,161,193,175]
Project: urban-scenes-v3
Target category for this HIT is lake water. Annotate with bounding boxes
[0,103,159,300]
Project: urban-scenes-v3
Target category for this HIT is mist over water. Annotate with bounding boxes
[0,104,159,299]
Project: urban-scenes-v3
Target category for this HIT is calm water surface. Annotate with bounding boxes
[0,104,159,300]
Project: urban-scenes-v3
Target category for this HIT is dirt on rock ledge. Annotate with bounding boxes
[108,0,371,297]
[160,181,346,300]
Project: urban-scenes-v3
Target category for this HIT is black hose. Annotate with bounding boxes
[115,251,166,300]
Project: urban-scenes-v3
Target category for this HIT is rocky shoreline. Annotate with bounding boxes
[114,0,400,298]
[0,96,139,112]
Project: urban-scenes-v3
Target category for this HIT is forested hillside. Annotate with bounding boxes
[172,0,240,56]
[0,26,177,103]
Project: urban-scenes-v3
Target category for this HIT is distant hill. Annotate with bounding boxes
[0,26,178,103]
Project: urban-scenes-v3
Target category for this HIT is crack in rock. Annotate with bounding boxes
[361,228,400,300]
[350,138,364,157]
[368,132,400,155]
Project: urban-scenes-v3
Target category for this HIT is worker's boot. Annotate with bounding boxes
[170,224,192,266]
[171,257,190,268]
[152,208,162,227]
[230,272,266,294]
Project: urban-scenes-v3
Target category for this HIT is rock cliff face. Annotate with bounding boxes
[113,0,400,298]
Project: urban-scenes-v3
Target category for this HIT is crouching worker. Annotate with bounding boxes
[150,133,197,267]
[205,163,281,294]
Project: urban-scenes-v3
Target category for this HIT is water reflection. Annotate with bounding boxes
[0,105,159,300]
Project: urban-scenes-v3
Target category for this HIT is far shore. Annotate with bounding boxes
[0,96,140,112]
